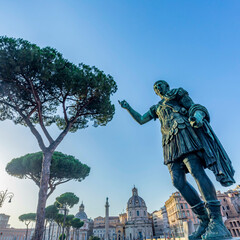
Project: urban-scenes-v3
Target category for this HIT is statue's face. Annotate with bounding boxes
[154,81,169,98]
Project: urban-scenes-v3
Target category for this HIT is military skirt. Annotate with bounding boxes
[162,120,235,187]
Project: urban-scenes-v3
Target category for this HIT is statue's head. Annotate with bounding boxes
[153,80,170,97]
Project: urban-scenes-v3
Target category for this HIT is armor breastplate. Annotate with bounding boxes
[156,100,190,145]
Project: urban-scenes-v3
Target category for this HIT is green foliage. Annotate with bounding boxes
[55,192,79,208]
[59,233,66,240]
[0,35,116,240]
[19,213,36,223]
[89,236,101,240]
[54,213,64,226]
[65,215,75,228]
[71,218,84,229]
[45,205,58,221]
[5,151,90,197]
[0,36,117,131]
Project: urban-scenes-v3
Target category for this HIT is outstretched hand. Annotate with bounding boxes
[118,100,130,110]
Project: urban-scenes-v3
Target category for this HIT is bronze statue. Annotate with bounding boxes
[119,80,235,240]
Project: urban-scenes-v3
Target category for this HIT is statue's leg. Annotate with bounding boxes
[167,161,202,206]
[168,161,208,239]
[183,153,217,202]
[184,153,232,239]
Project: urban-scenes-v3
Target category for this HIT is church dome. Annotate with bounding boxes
[127,187,146,209]
[75,202,88,220]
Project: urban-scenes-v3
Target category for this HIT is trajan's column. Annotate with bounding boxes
[105,197,110,240]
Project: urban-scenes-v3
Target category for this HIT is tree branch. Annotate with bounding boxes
[54,179,71,186]
[28,173,40,187]
[26,105,38,119]
[62,94,69,123]
[0,100,46,151]
[49,96,97,151]
[49,122,73,151]
[47,185,56,199]
[23,74,54,144]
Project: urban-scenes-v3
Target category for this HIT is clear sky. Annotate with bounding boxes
[0,0,240,228]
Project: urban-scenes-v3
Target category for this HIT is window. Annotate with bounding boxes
[234,222,237,227]
[129,211,131,216]
[137,211,139,216]
[226,206,230,210]
[187,211,190,217]
[144,211,146,216]
[185,203,188,209]
[222,206,225,210]
[230,222,233,227]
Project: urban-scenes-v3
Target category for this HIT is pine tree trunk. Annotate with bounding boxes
[34,151,53,240]
[58,225,61,240]
[48,221,52,240]
[50,223,55,240]
[62,208,67,240]
[43,220,48,240]
[25,224,29,240]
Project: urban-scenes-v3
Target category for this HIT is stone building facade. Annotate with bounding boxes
[152,206,170,237]
[217,186,240,238]
[164,186,240,238]
[165,192,199,237]
[75,202,94,240]
[94,216,120,228]
[125,187,153,240]
[93,198,120,240]
[93,225,117,240]
[93,215,120,240]
[119,213,127,225]
[0,228,34,240]
[43,203,93,240]
[0,214,10,229]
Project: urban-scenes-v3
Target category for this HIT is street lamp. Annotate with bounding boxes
[0,190,14,208]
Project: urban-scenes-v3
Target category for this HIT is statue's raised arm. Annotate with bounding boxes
[118,100,153,125]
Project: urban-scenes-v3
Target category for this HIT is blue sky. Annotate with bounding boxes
[0,0,239,228]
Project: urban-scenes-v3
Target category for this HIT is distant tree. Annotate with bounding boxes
[0,36,117,239]
[55,192,79,240]
[19,213,36,240]
[71,218,84,240]
[64,215,75,240]
[89,236,101,240]
[55,192,79,209]
[6,151,90,198]
[59,233,66,240]
[45,205,59,240]
[54,214,64,240]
